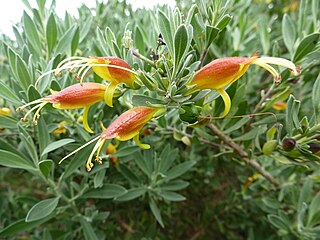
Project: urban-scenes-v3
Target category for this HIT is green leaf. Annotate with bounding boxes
[37,118,50,155]
[268,214,290,231]
[158,10,174,57]
[82,184,126,199]
[312,73,320,118]
[0,215,53,237]
[132,94,164,107]
[55,25,77,54]
[26,197,59,222]
[81,220,99,240]
[160,180,189,191]
[80,17,93,43]
[46,13,58,55]
[23,11,41,54]
[93,168,106,188]
[286,95,301,136]
[15,55,32,90]
[166,161,196,180]
[112,145,140,157]
[71,27,80,55]
[0,150,35,170]
[233,127,260,141]
[149,199,164,227]
[0,115,17,129]
[134,26,145,54]
[205,25,219,44]
[0,81,21,105]
[293,33,320,62]
[39,160,53,178]
[134,152,152,177]
[62,145,92,179]
[116,187,147,201]
[174,24,188,69]
[118,164,142,185]
[216,14,232,30]
[27,85,41,101]
[223,117,250,134]
[158,146,178,173]
[282,14,296,54]
[159,191,186,201]
[42,139,75,156]
[308,192,320,226]
[298,178,313,212]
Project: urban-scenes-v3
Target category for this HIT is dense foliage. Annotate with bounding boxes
[0,0,320,239]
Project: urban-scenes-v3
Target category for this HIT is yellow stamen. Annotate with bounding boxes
[82,106,94,133]
[254,57,300,75]
[17,99,48,124]
[59,136,100,164]
[35,60,137,89]
[95,139,106,164]
[253,61,281,84]
[216,88,231,118]
[86,138,105,171]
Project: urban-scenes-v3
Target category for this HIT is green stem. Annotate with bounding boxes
[131,49,157,68]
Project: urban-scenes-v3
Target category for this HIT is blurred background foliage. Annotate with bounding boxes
[0,0,320,239]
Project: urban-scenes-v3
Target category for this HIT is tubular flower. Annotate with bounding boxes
[17,83,106,133]
[60,106,164,171]
[35,56,136,107]
[187,54,300,118]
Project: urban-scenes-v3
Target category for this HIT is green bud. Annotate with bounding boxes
[262,140,278,156]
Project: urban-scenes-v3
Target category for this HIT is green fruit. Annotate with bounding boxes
[179,105,201,124]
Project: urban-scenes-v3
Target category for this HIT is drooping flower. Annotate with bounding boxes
[17,83,106,133]
[187,54,300,118]
[59,106,165,171]
[35,56,136,107]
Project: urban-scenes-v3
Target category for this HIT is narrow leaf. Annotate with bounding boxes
[26,197,59,222]
[0,150,35,170]
[42,139,75,156]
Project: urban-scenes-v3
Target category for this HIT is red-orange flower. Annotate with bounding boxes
[17,83,106,133]
[187,54,300,118]
[60,106,165,171]
[35,56,136,107]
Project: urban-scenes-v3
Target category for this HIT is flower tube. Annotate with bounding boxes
[187,54,300,118]
[17,83,106,133]
[35,56,136,107]
[60,106,164,171]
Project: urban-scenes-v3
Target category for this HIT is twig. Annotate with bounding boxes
[207,123,280,187]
